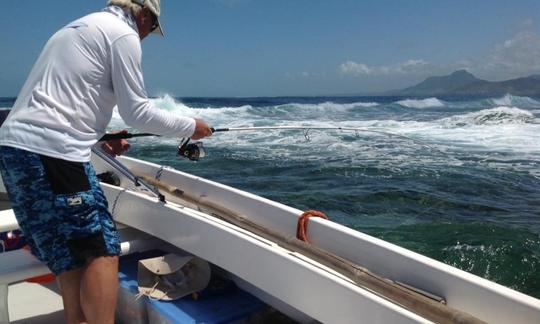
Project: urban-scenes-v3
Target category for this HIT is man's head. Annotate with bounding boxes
[107,0,164,39]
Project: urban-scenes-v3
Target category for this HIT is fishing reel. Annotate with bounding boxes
[177,139,206,161]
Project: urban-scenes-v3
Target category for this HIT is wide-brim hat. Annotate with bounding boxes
[131,0,164,36]
[137,253,211,301]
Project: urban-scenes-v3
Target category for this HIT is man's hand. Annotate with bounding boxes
[191,119,213,140]
[101,130,131,157]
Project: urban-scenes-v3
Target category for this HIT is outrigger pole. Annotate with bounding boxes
[91,146,166,202]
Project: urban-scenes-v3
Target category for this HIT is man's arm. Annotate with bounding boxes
[110,34,200,138]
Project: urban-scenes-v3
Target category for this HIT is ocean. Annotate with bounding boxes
[2,94,540,298]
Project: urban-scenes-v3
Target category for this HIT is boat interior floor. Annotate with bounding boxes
[8,281,64,324]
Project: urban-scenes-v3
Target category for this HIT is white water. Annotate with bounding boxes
[395,97,445,109]
[108,95,540,161]
[488,94,540,108]
[282,101,379,110]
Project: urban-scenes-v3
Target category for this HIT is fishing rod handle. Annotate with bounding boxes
[211,127,228,133]
[99,132,155,141]
[99,128,223,141]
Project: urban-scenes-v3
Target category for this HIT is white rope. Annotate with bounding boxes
[110,187,136,217]
[135,281,161,301]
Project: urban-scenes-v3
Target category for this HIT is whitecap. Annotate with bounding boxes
[489,94,540,108]
[396,97,445,109]
[108,94,255,130]
[439,106,536,127]
[278,101,378,111]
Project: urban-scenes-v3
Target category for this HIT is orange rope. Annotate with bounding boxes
[297,210,329,243]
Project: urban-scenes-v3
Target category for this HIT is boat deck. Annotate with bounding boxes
[8,281,64,324]
[2,194,64,323]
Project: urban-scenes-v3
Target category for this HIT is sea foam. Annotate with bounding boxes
[396,97,445,109]
[488,94,540,108]
[439,106,536,127]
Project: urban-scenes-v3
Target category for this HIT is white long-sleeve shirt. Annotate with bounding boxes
[0,8,195,162]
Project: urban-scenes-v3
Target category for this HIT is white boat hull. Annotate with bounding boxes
[91,155,540,323]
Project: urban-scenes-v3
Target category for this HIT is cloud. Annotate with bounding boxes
[339,61,372,75]
[286,71,326,79]
[339,59,430,77]
[340,20,540,81]
[477,19,540,78]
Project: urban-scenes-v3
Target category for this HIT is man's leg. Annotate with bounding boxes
[57,268,87,324]
[0,147,121,323]
[80,256,119,324]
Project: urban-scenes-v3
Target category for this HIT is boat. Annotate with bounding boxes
[1,107,540,323]
[1,141,540,323]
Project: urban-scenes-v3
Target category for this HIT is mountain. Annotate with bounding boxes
[385,70,540,96]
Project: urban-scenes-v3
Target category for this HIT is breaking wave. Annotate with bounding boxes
[282,101,379,110]
[488,94,540,108]
[110,95,382,129]
[438,107,537,127]
[395,97,445,109]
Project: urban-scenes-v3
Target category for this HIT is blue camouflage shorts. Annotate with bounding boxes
[0,146,120,275]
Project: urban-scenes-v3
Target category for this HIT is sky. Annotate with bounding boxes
[2,0,540,97]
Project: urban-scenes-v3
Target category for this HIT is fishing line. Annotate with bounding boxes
[211,126,434,149]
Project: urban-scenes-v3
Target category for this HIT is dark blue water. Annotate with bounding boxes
[3,94,540,298]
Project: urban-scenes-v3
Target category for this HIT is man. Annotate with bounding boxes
[0,1,212,323]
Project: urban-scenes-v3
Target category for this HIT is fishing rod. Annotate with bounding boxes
[100,126,419,142]
[99,126,433,161]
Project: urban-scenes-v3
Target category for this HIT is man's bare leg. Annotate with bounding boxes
[57,268,87,324]
[80,255,119,324]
